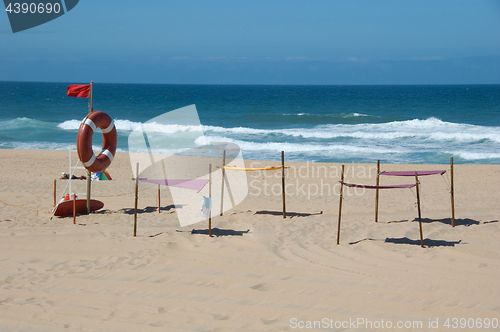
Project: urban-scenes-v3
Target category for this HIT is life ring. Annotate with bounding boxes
[76,111,117,173]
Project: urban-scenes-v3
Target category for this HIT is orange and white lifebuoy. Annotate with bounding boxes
[76,111,117,173]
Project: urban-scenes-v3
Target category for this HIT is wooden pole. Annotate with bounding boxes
[86,81,93,214]
[450,157,455,227]
[375,160,380,222]
[337,165,345,245]
[89,81,93,113]
[68,146,72,198]
[415,172,424,248]
[53,179,57,207]
[209,163,212,237]
[158,184,161,214]
[281,151,286,219]
[72,193,76,225]
[85,164,91,213]
[133,163,139,237]
[220,150,226,216]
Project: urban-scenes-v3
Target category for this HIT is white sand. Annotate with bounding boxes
[1,149,500,331]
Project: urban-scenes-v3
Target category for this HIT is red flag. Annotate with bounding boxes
[67,84,90,98]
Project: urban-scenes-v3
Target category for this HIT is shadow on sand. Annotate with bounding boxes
[388,217,484,227]
[385,237,462,247]
[417,217,480,226]
[349,237,462,247]
[254,210,323,218]
[118,204,180,215]
[187,228,250,237]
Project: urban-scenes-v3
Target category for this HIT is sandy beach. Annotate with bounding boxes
[1,148,500,331]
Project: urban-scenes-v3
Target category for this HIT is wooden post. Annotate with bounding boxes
[158,184,161,214]
[220,150,226,216]
[72,193,76,225]
[53,179,57,207]
[133,163,139,237]
[86,171,91,214]
[281,151,286,219]
[209,163,213,237]
[415,172,424,248]
[86,81,93,214]
[68,146,72,199]
[375,160,380,222]
[337,165,345,245]
[450,157,455,227]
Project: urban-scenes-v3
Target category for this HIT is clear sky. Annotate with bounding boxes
[1,0,499,85]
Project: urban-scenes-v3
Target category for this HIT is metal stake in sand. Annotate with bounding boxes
[415,171,424,248]
[86,81,94,214]
[281,151,286,219]
[133,163,139,237]
[375,159,380,223]
[450,157,455,227]
[209,163,213,237]
[337,165,345,245]
[220,150,226,216]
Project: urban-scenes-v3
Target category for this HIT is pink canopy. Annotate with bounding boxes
[340,181,416,190]
[380,170,445,177]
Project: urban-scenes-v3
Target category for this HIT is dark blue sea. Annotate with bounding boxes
[1,81,499,164]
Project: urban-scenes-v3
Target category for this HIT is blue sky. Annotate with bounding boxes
[1,0,499,84]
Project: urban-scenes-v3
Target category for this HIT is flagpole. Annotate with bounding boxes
[89,81,93,112]
[86,81,93,214]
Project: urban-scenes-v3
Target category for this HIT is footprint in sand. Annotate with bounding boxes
[261,318,279,325]
[250,283,268,292]
[213,313,230,320]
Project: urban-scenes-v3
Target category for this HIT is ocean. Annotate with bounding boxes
[1,81,499,164]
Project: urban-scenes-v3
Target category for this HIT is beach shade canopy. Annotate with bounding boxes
[376,159,454,227]
[127,105,249,227]
[380,170,445,177]
[337,165,424,248]
[340,181,416,190]
[91,170,112,181]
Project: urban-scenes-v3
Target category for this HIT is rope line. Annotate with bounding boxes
[93,187,149,198]
[0,181,54,216]
[441,171,452,193]
[0,181,53,208]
